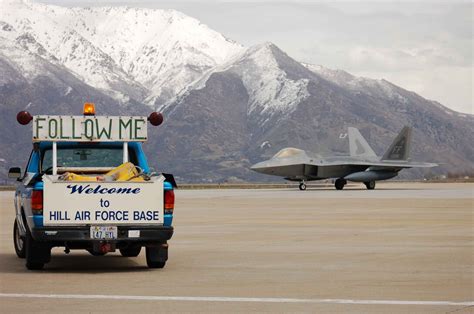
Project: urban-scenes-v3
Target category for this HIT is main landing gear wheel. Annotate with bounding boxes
[364,181,376,190]
[335,178,347,190]
[299,182,307,191]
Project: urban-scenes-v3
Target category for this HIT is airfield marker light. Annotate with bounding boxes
[31,190,43,215]
[83,103,96,116]
[148,112,163,126]
[17,111,33,125]
[164,190,175,214]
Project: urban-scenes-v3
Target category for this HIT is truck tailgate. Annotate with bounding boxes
[43,175,164,226]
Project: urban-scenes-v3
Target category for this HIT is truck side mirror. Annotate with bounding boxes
[8,167,21,179]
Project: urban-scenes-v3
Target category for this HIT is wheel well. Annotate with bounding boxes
[18,207,28,236]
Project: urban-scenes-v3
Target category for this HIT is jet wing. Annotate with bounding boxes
[307,159,437,169]
[370,161,438,168]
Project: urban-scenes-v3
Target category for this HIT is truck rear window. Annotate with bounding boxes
[42,147,124,171]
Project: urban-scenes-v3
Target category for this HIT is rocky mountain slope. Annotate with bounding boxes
[0,0,472,183]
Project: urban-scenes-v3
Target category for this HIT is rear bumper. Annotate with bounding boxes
[31,225,174,243]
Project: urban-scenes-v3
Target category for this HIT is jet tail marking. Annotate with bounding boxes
[382,126,412,161]
[348,127,377,158]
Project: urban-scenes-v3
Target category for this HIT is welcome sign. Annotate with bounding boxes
[32,115,148,142]
[43,176,164,226]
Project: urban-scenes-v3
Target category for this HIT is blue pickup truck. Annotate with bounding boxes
[9,106,175,270]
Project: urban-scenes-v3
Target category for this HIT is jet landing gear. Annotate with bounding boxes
[335,178,347,190]
[299,182,307,191]
[364,181,376,190]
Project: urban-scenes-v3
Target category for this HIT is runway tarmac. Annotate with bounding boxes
[0,182,472,313]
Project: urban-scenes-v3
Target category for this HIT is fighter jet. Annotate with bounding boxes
[250,126,437,190]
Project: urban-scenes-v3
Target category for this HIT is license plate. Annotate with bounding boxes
[90,226,117,240]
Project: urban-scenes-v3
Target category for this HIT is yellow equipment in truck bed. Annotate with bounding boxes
[59,172,100,182]
[103,162,140,181]
[60,162,145,182]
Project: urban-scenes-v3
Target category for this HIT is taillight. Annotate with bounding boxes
[31,190,43,215]
[164,189,175,214]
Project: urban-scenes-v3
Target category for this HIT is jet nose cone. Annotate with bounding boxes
[250,161,265,172]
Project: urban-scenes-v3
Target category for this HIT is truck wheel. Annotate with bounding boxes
[120,246,142,257]
[13,219,26,258]
[25,228,50,270]
[146,244,168,268]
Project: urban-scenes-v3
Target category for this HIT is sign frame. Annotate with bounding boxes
[32,115,148,142]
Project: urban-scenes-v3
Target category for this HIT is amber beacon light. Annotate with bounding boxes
[83,103,96,116]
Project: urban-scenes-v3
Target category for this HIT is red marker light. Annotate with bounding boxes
[148,112,163,126]
[164,189,175,214]
[31,190,43,215]
[17,111,33,125]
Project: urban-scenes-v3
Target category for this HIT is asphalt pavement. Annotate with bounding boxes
[0,182,472,313]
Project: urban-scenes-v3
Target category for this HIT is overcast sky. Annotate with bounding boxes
[40,0,473,114]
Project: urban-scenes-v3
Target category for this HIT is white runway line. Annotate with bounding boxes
[0,293,473,306]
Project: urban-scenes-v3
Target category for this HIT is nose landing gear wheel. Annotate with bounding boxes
[299,182,307,191]
[335,178,347,190]
[364,181,376,190]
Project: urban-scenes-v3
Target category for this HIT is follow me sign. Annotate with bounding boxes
[33,115,148,142]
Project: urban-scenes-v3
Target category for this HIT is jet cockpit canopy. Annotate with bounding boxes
[272,148,306,159]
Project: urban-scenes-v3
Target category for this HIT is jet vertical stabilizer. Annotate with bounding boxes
[348,127,377,158]
[382,126,411,161]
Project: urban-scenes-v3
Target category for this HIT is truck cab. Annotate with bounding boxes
[9,106,175,270]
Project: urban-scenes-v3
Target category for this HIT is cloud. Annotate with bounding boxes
[346,44,469,72]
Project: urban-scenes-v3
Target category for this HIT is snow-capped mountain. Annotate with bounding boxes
[0,0,472,182]
[169,43,310,123]
[0,0,243,105]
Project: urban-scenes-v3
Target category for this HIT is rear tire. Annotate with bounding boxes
[25,228,50,270]
[146,244,168,268]
[298,182,306,191]
[13,218,26,258]
[364,181,376,190]
[335,178,346,190]
[120,246,142,257]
